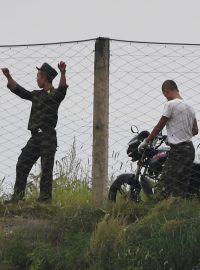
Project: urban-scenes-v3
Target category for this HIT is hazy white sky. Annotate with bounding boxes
[0,0,200,45]
[1,0,200,193]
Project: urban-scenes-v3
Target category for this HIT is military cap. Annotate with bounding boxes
[36,63,58,80]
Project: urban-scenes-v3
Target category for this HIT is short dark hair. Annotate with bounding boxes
[162,80,178,91]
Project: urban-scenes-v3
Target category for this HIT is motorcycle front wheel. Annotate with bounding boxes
[108,173,141,202]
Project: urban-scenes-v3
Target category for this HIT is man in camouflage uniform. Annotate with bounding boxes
[138,80,198,198]
[1,62,68,203]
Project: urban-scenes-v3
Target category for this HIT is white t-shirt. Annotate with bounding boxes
[162,98,196,145]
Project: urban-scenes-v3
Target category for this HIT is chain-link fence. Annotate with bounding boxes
[0,40,95,193]
[1,38,200,197]
[109,39,200,177]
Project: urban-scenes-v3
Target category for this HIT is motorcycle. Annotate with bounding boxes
[108,126,200,202]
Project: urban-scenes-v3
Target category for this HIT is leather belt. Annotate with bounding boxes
[169,141,192,147]
[31,128,56,136]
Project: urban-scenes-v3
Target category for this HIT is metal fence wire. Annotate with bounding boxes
[109,39,200,176]
[0,38,200,194]
[0,40,95,192]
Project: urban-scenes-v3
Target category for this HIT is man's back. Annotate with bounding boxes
[163,98,195,144]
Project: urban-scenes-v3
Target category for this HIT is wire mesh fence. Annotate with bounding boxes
[0,40,95,193]
[1,38,200,196]
[109,39,200,177]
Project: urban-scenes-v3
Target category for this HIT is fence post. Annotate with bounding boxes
[92,37,110,206]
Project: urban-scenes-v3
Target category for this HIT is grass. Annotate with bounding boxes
[1,194,200,269]
[0,144,200,269]
[0,187,104,270]
[89,198,200,270]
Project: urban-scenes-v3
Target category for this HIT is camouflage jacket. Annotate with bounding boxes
[7,83,68,131]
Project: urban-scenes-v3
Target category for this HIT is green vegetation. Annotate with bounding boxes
[90,198,200,270]
[1,192,200,269]
[0,145,200,269]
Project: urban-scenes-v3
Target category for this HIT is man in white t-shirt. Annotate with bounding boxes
[138,80,198,197]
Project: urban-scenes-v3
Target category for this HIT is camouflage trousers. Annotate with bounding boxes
[160,141,195,198]
[13,130,57,200]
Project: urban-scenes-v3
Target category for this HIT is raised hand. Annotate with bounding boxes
[1,68,10,78]
[58,61,66,74]
[1,68,17,88]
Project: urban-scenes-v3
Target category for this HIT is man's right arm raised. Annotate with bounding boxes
[1,68,33,101]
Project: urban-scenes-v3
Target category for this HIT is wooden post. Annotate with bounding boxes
[92,37,110,206]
